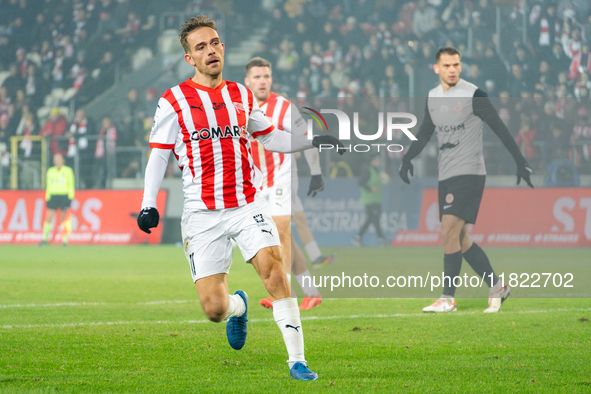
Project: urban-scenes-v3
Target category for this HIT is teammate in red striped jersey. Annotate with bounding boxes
[244,57,330,311]
[136,16,343,381]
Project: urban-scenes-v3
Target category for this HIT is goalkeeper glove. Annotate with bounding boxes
[312,135,345,155]
[399,160,414,184]
[307,175,325,197]
[516,161,534,188]
[137,207,159,234]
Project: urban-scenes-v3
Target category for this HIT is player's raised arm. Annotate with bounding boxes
[399,100,436,184]
[472,90,534,188]
[138,96,178,234]
[248,96,344,154]
[288,104,324,196]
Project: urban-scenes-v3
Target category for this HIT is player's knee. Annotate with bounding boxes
[441,228,460,247]
[278,227,291,245]
[293,212,305,228]
[200,298,227,323]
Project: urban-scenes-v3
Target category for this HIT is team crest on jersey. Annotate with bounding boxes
[453,103,463,113]
[233,102,245,113]
[253,214,264,223]
[190,125,248,141]
[212,102,227,111]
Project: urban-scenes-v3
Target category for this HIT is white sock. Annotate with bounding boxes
[304,241,321,261]
[295,270,319,296]
[273,297,306,368]
[224,293,246,321]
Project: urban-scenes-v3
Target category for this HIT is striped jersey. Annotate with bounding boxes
[149,79,274,210]
[251,92,305,188]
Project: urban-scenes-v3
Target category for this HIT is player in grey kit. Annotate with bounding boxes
[399,47,533,313]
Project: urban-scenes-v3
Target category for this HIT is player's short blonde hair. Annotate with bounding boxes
[179,15,217,53]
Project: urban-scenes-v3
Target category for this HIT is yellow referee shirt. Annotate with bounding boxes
[46,166,75,200]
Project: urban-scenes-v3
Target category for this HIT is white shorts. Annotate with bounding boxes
[181,196,280,282]
[260,178,292,217]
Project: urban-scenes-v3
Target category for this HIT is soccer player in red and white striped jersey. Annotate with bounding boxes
[244,57,327,311]
[136,16,343,381]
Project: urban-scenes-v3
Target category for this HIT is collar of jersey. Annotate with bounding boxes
[260,91,278,107]
[185,78,226,93]
[441,78,463,95]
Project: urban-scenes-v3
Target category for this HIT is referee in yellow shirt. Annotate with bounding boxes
[40,153,75,245]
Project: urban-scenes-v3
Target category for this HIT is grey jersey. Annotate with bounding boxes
[403,79,526,182]
[427,79,485,181]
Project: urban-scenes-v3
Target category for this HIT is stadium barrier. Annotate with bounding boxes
[0,190,167,245]
[296,177,434,246]
[394,187,591,247]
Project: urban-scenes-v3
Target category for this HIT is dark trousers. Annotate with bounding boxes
[358,203,384,239]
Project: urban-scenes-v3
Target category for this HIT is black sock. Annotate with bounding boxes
[443,251,462,297]
[463,242,498,287]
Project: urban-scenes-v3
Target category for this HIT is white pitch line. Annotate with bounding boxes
[0,299,340,309]
[2,307,590,330]
[0,300,199,309]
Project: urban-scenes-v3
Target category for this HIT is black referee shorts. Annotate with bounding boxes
[438,175,485,224]
[46,195,71,210]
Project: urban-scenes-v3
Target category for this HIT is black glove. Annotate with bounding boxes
[137,207,159,234]
[307,175,325,197]
[312,135,345,155]
[517,161,534,188]
[399,160,414,184]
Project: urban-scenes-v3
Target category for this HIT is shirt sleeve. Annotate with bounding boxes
[247,97,275,138]
[256,127,314,153]
[402,99,435,163]
[472,89,526,166]
[141,148,170,209]
[149,97,179,150]
[286,104,322,175]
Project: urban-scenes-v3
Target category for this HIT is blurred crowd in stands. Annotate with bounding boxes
[1,0,591,189]
[0,0,210,187]
[256,0,591,182]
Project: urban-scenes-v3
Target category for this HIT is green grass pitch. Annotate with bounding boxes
[1,245,590,393]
